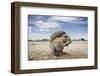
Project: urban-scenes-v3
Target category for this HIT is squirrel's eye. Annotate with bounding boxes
[64,36,67,37]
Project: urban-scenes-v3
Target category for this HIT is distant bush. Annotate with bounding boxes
[28,40,33,41]
[79,38,86,41]
[72,38,87,41]
[41,39,49,41]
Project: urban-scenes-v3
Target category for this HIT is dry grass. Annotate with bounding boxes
[28,41,88,60]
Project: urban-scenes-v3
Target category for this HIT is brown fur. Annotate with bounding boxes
[50,31,71,57]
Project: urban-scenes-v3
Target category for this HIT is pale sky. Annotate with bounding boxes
[28,15,88,40]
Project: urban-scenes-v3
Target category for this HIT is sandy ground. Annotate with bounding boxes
[28,41,88,60]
